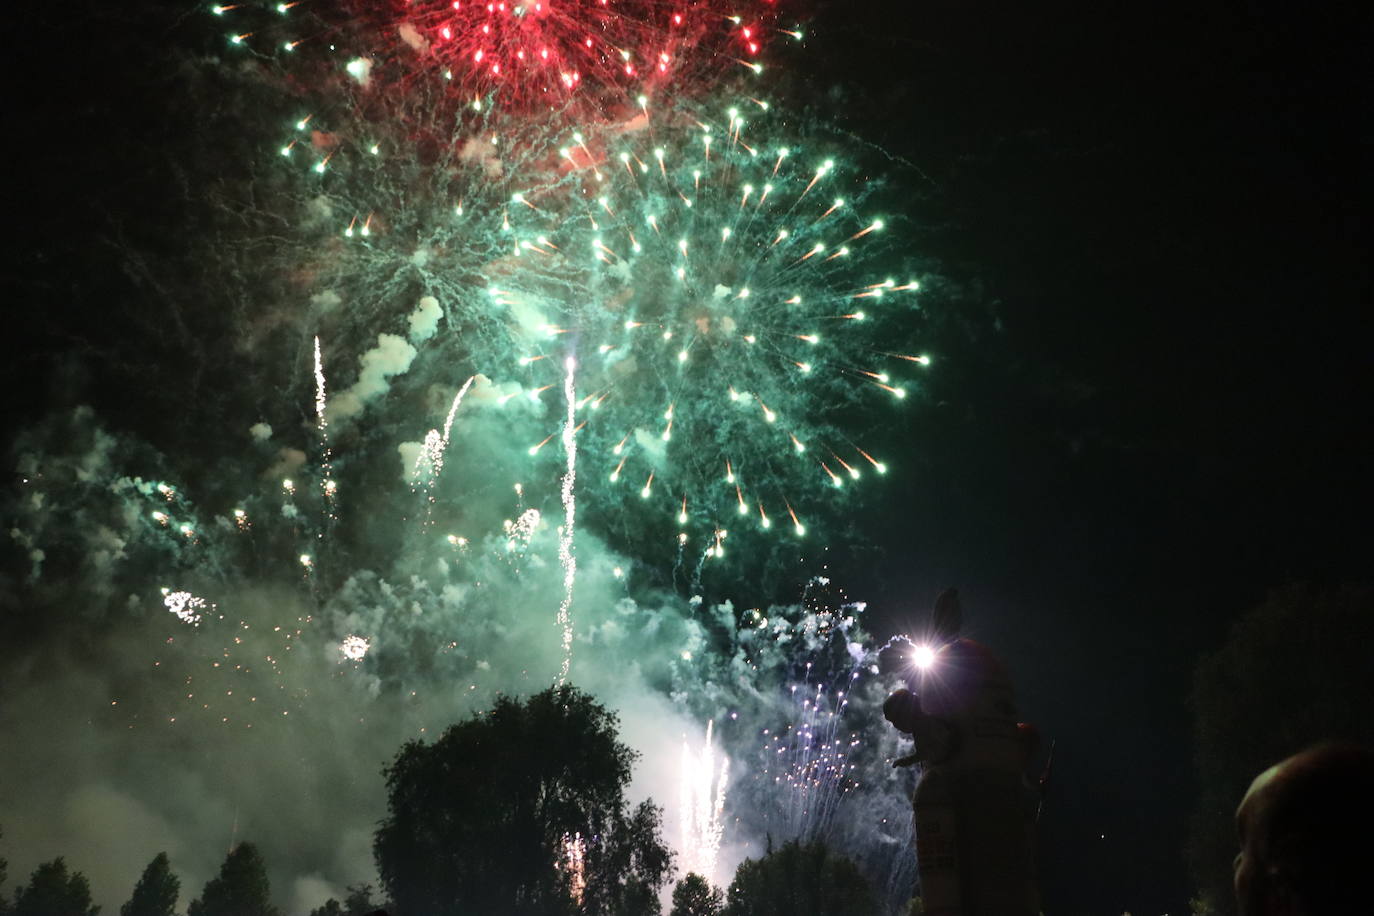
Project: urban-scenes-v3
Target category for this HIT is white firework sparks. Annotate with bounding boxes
[412,375,476,487]
[161,588,210,626]
[502,508,542,552]
[314,336,336,510]
[339,635,371,660]
[559,832,587,905]
[680,719,730,881]
[556,357,578,684]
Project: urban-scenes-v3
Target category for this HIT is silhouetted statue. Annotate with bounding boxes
[883,589,1039,916]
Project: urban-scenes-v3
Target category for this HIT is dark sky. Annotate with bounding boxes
[6,1,1372,913]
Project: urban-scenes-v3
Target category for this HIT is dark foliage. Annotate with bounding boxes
[308,884,383,916]
[1187,583,1374,913]
[374,684,673,916]
[187,843,279,916]
[11,859,99,916]
[119,853,178,916]
[725,839,878,916]
[670,873,724,916]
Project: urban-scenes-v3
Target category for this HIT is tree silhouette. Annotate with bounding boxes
[1,827,8,916]
[120,853,178,916]
[670,873,724,916]
[12,859,100,916]
[187,844,278,916]
[308,884,382,916]
[724,840,878,916]
[1187,583,1374,913]
[374,684,673,916]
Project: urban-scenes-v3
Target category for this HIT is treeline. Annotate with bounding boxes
[1,687,889,916]
[0,839,880,916]
[0,844,309,916]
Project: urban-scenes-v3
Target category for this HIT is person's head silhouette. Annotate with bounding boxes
[1234,743,1374,915]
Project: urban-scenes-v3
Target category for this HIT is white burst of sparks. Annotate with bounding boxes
[162,588,210,626]
[680,719,730,881]
[503,508,542,551]
[340,634,371,660]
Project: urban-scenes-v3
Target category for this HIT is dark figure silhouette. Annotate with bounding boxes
[1234,743,1374,916]
[882,589,1039,916]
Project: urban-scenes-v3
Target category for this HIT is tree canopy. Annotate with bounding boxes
[1187,583,1374,913]
[670,873,724,916]
[187,843,278,916]
[374,684,673,916]
[11,859,99,916]
[724,840,878,916]
[120,853,178,916]
[307,884,382,916]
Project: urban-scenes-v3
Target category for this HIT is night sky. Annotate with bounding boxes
[5,1,1371,914]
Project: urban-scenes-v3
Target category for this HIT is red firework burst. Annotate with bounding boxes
[360,0,790,111]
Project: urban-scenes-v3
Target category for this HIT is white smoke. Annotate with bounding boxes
[327,334,417,423]
[407,297,444,344]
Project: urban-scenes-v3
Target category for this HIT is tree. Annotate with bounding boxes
[374,684,674,916]
[120,853,178,916]
[12,859,100,916]
[670,873,723,916]
[187,844,278,916]
[308,884,382,916]
[1187,583,1374,914]
[724,840,878,916]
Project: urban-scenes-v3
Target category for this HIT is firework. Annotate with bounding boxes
[680,719,729,881]
[559,831,588,904]
[556,357,579,684]
[508,102,927,540]
[411,374,477,522]
[267,98,578,360]
[212,0,793,118]
[757,679,861,840]
[219,5,925,550]
[340,634,372,659]
[163,588,213,626]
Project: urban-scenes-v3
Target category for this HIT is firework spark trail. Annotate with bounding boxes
[314,336,338,520]
[413,375,477,526]
[680,719,730,881]
[440,375,477,450]
[556,357,577,684]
